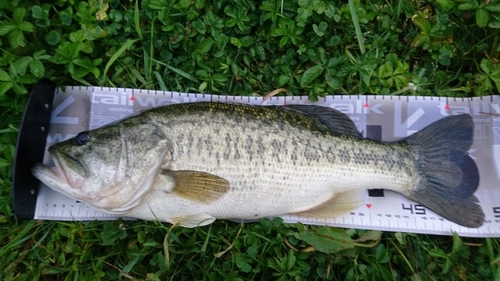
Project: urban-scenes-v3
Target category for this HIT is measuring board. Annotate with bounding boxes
[13,80,500,237]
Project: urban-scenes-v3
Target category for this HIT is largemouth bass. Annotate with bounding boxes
[32,102,484,228]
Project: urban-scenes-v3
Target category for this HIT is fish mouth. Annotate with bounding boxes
[32,164,72,200]
[50,149,87,190]
[32,150,90,208]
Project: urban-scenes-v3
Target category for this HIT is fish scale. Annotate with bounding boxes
[141,109,420,220]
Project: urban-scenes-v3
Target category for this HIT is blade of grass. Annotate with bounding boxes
[125,64,148,86]
[200,224,212,253]
[487,238,498,280]
[102,39,139,83]
[73,76,92,86]
[153,59,199,83]
[163,223,179,271]
[134,0,143,39]
[153,71,167,91]
[143,47,150,82]
[389,238,416,277]
[148,17,156,86]
[0,221,35,257]
[348,0,365,54]
[31,222,55,250]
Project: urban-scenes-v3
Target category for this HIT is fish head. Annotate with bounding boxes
[33,121,171,214]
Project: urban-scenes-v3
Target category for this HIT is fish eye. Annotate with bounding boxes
[75,131,90,145]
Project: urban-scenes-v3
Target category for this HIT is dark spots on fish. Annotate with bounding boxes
[270,140,284,160]
[338,146,351,163]
[353,148,366,165]
[357,144,418,177]
[187,132,195,149]
[254,214,258,217]
[325,147,336,162]
[221,133,232,160]
[205,138,213,157]
[306,139,312,147]
[271,140,282,149]
[316,142,323,151]
[233,137,241,159]
[273,152,281,160]
[244,135,254,153]
[256,137,265,151]
[195,137,204,155]
[234,151,241,159]
[176,135,185,154]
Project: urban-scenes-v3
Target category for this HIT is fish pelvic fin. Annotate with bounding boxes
[293,189,365,218]
[170,213,216,228]
[404,114,484,228]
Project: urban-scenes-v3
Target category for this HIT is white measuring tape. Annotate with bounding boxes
[23,85,500,237]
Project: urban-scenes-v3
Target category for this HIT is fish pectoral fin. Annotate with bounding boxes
[293,189,365,218]
[160,170,230,204]
[171,213,216,228]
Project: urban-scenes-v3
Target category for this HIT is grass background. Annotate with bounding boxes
[1,0,500,280]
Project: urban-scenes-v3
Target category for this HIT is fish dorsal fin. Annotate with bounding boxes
[171,213,216,228]
[285,105,362,138]
[293,189,365,218]
[158,170,230,204]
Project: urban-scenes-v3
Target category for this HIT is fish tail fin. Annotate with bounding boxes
[404,114,484,228]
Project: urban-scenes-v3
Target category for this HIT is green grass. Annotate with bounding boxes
[1,0,500,280]
[1,218,498,280]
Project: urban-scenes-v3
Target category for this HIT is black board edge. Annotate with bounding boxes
[12,79,56,219]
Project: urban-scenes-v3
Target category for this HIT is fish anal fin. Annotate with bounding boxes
[294,189,365,218]
[161,170,230,204]
[171,213,216,228]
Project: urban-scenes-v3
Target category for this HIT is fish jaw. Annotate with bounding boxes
[31,146,87,196]
[50,148,87,189]
[32,163,85,200]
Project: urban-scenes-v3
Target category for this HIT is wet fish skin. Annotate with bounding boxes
[32,102,484,228]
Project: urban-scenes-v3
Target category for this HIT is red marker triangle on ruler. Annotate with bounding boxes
[366,203,372,209]
[444,104,450,109]
[130,96,136,101]
[364,103,369,108]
